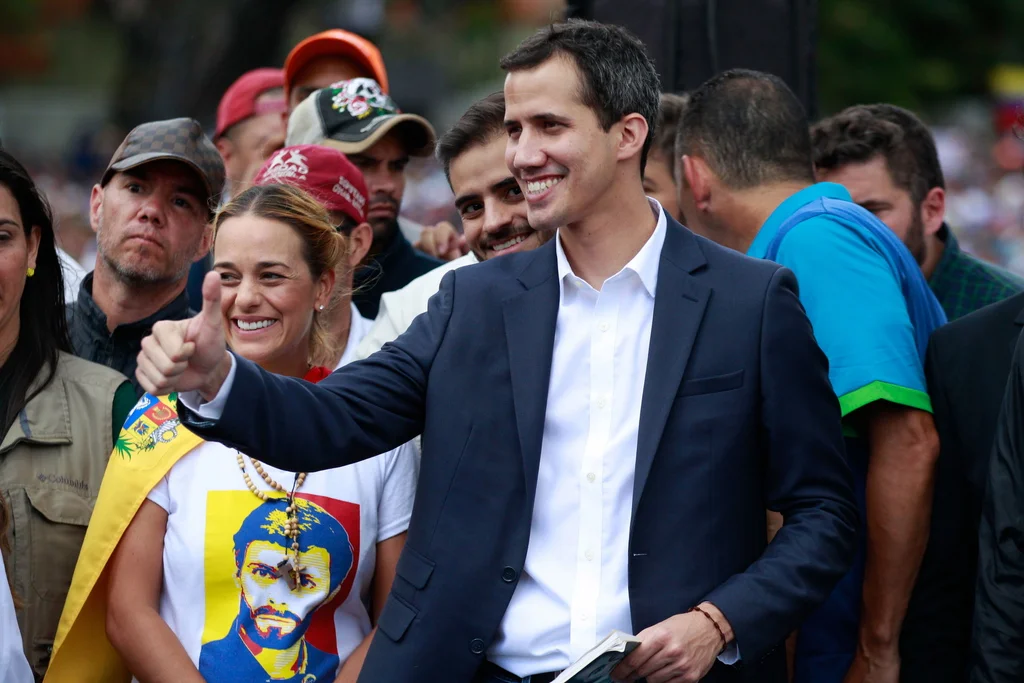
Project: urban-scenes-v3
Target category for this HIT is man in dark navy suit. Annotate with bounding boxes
[135,20,858,683]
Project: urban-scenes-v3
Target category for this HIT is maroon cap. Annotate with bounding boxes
[253,144,367,225]
[215,68,286,139]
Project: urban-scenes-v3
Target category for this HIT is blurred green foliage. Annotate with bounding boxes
[818,0,1024,114]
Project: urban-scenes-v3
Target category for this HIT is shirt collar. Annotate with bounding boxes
[74,271,192,336]
[929,222,960,287]
[747,182,851,257]
[335,303,372,370]
[555,197,666,297]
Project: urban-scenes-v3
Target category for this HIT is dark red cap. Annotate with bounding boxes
[215,68,286,139]
[253,144,368,225]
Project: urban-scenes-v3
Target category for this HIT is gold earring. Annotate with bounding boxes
[26,267,34,277]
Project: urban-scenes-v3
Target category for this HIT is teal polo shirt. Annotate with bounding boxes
[748,182,932,418]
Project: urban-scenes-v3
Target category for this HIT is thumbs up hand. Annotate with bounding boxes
[136,271,231,400]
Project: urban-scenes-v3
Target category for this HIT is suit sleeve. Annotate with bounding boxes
[899,332,972,678]
[972,334,1024,683]
[178,270,458,473]
[705,267,858,661]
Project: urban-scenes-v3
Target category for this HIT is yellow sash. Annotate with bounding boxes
[44,394,202,683]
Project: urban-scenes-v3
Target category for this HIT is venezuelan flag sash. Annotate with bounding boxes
[44,394,202,683]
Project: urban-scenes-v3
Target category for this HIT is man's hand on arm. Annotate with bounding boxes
[845,403,939,683]
[611,602,733,683]
[136,270,231,400]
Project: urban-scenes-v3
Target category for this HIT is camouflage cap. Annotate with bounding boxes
[101,118,226,210]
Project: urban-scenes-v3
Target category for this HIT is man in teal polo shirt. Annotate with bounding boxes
[675,69,942,683]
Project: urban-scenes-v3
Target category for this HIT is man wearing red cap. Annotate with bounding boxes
[214,68,287,201]
[284,29,389,114]
[252,144,374,369]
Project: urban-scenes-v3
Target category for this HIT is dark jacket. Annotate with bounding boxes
[900,292,1024,683]
[66,273,192,397]
[353,228,443,320]
[972,317,1024,683]
[181,218,858,683]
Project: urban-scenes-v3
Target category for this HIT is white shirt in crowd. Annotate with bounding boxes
[184,201,735,676]
[1,550,33,683]
[336,303,374,370]
[153,307,418,682]
[354,252,478,360]
[57,247,86,303]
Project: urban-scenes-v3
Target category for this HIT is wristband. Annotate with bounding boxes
[690,605,727,653]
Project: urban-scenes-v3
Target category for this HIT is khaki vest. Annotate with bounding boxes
[0,352,126,680]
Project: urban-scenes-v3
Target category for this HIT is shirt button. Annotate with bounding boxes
[469,638,486,654]
[585,549,594,561]
[597,397,607,409]
[587,472,596,483]
[580,613,589,622]
[599,321,610,332]
[501,567,518,583]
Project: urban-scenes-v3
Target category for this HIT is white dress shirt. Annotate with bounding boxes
[488,202,665,676]
[355,252,478,360]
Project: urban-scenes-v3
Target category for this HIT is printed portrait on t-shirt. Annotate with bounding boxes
[197,491,360,682]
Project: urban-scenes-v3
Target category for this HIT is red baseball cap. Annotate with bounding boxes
[253,144,368,225]
[284,30,388,103]
[215,68,286,139]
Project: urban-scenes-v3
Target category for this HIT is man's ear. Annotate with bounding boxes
[89,184,104,235]
[215,137,233,167]
[920,186,946,237]
[617,113,650,165]
[347,222,373,269]
[681,155,714,212]
[194,222,214,263]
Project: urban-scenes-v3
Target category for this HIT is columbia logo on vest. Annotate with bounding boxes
[36,473,89,492]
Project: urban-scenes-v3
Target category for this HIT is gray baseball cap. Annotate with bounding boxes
[101,118,226,210]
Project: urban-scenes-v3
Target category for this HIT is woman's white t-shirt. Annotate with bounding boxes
[142,307,418,683]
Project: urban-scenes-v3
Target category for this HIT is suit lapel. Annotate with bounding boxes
[504,242,560,509]
[632,223,710,522]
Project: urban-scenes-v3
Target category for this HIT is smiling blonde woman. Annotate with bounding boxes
[48,183,418,683]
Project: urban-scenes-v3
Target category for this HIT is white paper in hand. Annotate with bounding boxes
[552,630,642,683]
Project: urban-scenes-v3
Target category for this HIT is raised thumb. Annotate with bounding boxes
[185,270,222,342]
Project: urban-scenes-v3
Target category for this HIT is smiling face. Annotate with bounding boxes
[503,55,622,232]
[449,133,550,260]
[91,160,211,285]
[214,213,333,375]
[0,184,40,357]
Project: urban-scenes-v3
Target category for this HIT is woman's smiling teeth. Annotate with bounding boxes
[526,177,562,195]
[235,319,277,331]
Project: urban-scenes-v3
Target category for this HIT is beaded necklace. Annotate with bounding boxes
[236,452,308,590]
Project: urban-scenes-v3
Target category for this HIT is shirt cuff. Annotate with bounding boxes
[717,641,740,665]
[178,354,237,420]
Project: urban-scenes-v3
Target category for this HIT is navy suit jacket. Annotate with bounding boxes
[181,218,858,683]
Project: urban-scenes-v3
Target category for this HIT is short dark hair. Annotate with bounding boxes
[677,69,814,189]
[652,92,689,178]
[500,19,661,173]
[436,91,506,186]
[811,104,945,206]
[0,149,71,437]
